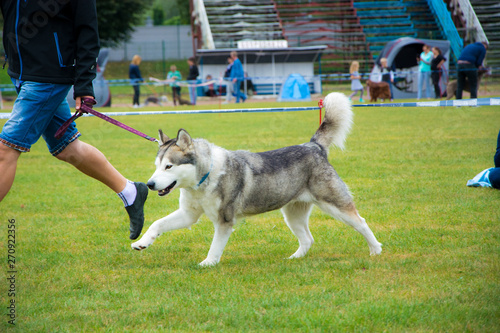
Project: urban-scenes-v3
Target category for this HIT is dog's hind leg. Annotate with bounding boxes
[199,221,234,267]
[317,202,382,256]
[282,202,314,259]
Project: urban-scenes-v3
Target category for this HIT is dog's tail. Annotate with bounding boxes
[310,92,353,151]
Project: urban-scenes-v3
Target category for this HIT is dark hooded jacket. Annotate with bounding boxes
[1,0,100,98]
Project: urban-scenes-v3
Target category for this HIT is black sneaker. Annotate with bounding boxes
[126,182,148,240]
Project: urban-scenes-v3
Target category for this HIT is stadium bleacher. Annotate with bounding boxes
[203,0,284,49]
[469,0,500,70]
[275,0,370,75]
[200,0,461,78]
[273,0,445,75]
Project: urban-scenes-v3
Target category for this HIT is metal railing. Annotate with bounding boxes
[427,0,463,61]
[449,0,489,44]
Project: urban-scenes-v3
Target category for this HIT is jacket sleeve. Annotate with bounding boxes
[476,47,486,68]
[71,0,100,98]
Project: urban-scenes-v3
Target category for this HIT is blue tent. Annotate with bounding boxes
[278,74,311,102]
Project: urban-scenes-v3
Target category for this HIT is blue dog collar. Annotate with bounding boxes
[196,159,213,188]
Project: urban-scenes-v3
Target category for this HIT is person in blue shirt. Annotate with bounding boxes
[417,45,433,100]
[456,42,488,99]
[230,51,247,103]
[129,55,144,107]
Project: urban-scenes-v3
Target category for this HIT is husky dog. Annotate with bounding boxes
[132,92,382,266]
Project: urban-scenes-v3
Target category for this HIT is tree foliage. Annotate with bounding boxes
[149,0,191,25]
[152,6,165,26]
[96,0,154,47]
[176,0,191,25]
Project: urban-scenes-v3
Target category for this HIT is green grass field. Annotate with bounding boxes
[1,99,499,332]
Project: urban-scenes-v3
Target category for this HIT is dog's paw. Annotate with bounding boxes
[288,252,306,259]
[198,258,219,267]
[131,240,151,251]
[369,243,383,256]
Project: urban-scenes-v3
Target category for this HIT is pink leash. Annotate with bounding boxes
[55,97,158,143]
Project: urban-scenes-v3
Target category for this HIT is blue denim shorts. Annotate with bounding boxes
[0,80,81,156]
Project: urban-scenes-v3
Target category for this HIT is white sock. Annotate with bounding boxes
[118,180,137,207]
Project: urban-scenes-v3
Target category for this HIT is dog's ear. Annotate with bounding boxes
[158,129,169,145]
[176,129,193,150]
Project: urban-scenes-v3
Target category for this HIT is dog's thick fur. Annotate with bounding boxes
[132,92,382,266]
[446,68,487,100]
[366,80,391,102]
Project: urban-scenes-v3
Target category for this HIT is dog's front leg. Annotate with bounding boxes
[199,222,234,267]
[131,209,200,251]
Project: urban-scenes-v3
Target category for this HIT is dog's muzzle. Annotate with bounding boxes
[147,180,177,196]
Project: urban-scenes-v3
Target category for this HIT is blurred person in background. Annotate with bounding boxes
[129,55,144,107]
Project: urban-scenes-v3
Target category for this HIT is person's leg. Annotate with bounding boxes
[55,139,147,238]
[171,87,177,106]
[468,67,478,98]
[424,71,431,98]
[0,81,72,202]
[0,144,21,202]
[133,85,140,105]
[432,72,440,98]
[495,130,500,168]
[234,81,240,103]
[489,168,500,189]
[55,139,127,193]
[456,65,465,99]
[188,85,197,105]
[238,80,247,102]
[176,87,181,105]
[417,71,423,99]
[225,80,233,102]
[42,90,148,238]
[439,72,445,97]
[176,87,182,104]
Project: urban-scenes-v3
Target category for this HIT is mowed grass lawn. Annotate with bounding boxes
[1,99,499,332]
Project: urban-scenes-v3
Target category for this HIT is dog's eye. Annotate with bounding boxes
[165,165,173,170]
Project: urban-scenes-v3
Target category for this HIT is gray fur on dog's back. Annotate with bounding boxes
[216,142,348,219]
[208,92,353,220]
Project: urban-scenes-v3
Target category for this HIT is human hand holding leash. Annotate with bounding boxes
[55,96,157,142]
[75,95,96,112]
